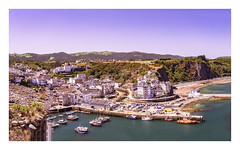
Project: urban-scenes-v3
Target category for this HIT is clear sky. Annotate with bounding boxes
[9,9,231,58]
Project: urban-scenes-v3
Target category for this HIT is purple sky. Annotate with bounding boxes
[9,9,231,58]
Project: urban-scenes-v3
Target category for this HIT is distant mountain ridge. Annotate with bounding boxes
[9,51,183,61]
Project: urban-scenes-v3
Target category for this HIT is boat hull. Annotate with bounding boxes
[90,123,101,127]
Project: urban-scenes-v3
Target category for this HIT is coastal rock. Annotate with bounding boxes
[155,67,169,81]
[195,63,218,80]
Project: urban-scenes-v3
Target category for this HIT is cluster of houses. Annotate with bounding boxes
[130,71,172,99]
[53,63,83,74]
[9,63,120,108]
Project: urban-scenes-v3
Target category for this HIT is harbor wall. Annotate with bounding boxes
[72,106,203,123]
[126,94,178,103]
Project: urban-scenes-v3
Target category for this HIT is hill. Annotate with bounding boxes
[9,51,183,61]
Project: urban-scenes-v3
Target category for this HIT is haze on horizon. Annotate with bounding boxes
[9,9,231,59]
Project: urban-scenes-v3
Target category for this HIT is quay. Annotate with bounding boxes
[48,105,203,123]
[73,106,203,123]
[49,105,72,113]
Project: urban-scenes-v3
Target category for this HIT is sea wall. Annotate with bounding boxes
[72,106,203,123]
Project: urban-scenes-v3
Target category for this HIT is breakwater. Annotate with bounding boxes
[72,106,203,123]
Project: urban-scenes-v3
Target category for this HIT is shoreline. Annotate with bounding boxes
[175,77,231,112]
[180,97,231,112]
[174,76,231,95]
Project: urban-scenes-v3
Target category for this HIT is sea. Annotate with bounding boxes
[51,82,231,141]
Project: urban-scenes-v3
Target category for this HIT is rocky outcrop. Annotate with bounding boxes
[155,67,169,81]
[194,62,218,80]
[9,115,47,141]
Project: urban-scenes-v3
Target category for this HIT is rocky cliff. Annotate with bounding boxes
[194,62,218,80]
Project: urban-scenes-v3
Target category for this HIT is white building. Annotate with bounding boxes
[137,84,152,99]
[82,93,93,103]
[188,90,201,97]
[64,66,72,72]
[37,79,47,86]
[160,81,171,93]
[114,83,121,88]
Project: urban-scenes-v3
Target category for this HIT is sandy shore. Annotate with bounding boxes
[174,76,231,95]
[180,97,231,112]
[175,77,231,112]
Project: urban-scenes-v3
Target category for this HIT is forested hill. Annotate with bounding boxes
[9,51,183,61]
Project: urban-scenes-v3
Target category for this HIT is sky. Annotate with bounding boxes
[9,9,231,58]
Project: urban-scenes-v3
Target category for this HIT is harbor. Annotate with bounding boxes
[48,82,230,141]
[49,99,230,141]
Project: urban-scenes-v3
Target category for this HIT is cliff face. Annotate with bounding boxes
[155,67,169,81]
[9,114,47,141]
[194,62,218,80]
[154,59,222,83]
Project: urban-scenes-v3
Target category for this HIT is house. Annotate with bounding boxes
[137,84,152,99]
[15,77,22,83]
[64,66,72,72]
[37,79,47,86]
[188,90,201,97]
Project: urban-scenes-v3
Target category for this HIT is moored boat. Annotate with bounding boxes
[48,116,57,120]
[98,116,110,122]
[126,115,137,120]
[142,116,153,121]
[75,126,88,134]
[51,122,60,128]
[177,118,197,124]
[66,115,79,121]
[89,119,102,126]
[58,119,68,124]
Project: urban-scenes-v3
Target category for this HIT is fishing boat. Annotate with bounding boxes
[66,115,79,121]
[58,119,68,124]
[75,126,88,134]
[177,118,197,124]
[89,119,102,126]
[98,116,110,122]
[48,116,57,120]
[104,116,110,121]
[126,115,137,120]
[142,116,153,121]
[58,114,63,117]
[51,122,60,128]
[64,112,73,115]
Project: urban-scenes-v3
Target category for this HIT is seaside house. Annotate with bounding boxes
[188,90,201,97]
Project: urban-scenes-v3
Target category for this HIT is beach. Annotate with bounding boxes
[174,76,231,95]
[175,77,231,112]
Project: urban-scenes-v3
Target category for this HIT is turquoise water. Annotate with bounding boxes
[200,82,231,94]
[51,83,231,141]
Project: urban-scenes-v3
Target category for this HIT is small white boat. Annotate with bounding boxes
[126,115,137,120]
[89,119,102,126]
[141,116,153,121]
[75,126,88,134]
[51,122,60,128]
[58,119,68,124]
[67,115,79,121]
